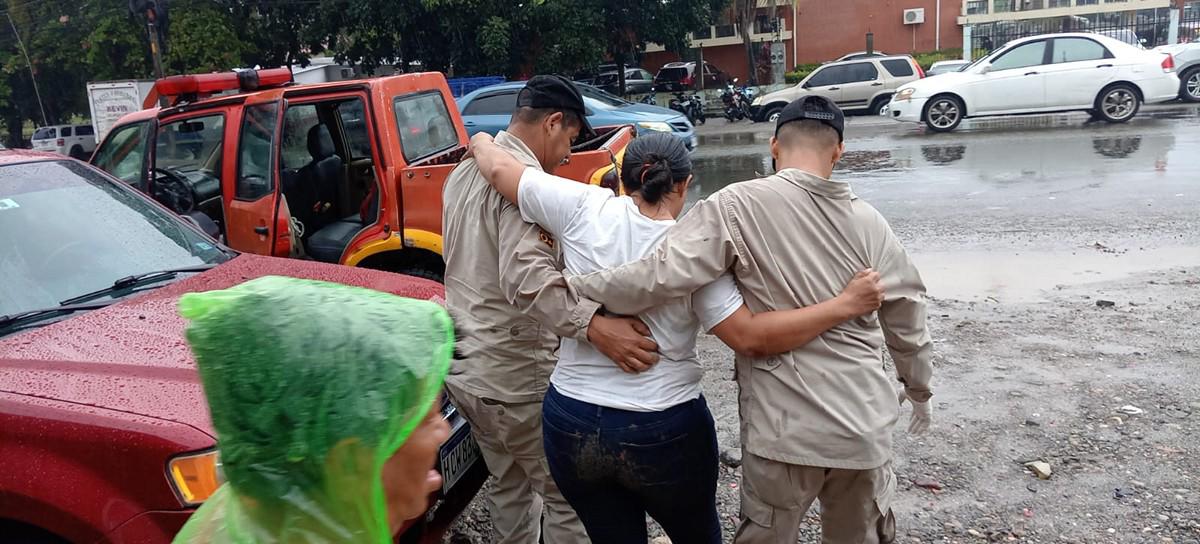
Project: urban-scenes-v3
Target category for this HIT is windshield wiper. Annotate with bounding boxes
[0,300,117,333]
[59,263,219,306]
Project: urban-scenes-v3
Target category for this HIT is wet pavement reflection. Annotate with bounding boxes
[688,108,1200,301]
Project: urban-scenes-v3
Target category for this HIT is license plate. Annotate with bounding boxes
[438,424,481,494]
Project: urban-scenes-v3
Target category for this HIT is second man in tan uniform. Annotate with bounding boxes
[567,96,934,544]
[442,76,658,544]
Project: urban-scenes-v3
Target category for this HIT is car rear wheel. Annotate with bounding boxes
[869,96,890,116]
[923,96,963,132]
[763,106,783,123]
[1095,84,1140,123]
[1180,67,1200,103]
[68,145,85,160]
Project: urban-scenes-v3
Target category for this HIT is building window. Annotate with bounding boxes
[693,26,712,40]
[1048,0,1071,7]
[715,24,736,38]
[967,0,989,14]
[994,0,1014,13]
[1077,0,1100,5]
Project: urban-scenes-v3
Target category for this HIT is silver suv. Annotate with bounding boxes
[751,55,925,122]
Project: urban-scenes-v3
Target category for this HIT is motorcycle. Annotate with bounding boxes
[721,78,754,122]
[640,86,658,106]
[668,92,706,126]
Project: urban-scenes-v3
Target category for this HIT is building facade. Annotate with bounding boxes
[641,0,962,83]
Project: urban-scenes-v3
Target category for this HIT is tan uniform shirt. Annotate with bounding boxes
[443,131,600,404]
[569,168,933,470]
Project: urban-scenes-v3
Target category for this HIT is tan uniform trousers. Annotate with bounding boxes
[735,452,897,544]
[446,383,589,544]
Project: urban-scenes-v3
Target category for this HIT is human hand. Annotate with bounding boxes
[587,314,660,374]
[467,132,495,158]
[836,269,884,318]
[898,390,932,435]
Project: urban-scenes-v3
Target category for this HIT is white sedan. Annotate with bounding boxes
[883,33,1180,132]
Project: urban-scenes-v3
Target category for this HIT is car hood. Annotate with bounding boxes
[757,86,806,105]
[607,105,682,122]
[0,254,445,437]
[902,71,979,96]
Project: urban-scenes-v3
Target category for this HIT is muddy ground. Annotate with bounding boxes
[443,107,1200,543]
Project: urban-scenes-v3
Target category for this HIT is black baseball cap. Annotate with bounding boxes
[775,95,845,142]
[517,75,596,141]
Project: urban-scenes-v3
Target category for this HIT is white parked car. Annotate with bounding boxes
[30,124,97,159]
[883,33,1179,132]
[1155,42,1200,102]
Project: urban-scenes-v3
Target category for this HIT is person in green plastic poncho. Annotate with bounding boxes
[174,276,454,543]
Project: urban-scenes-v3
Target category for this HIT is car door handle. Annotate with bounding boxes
[463,121,476,127]
[254,226,269,235]
[828,87,840,90]
[1024,71,1039,76]
[871,82,884,86]
[1096,64,1114,68]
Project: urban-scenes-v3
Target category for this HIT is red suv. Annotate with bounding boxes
[0,151,484,543]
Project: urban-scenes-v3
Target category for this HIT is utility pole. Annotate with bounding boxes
[130,0,167,79]
[6,12,48,126]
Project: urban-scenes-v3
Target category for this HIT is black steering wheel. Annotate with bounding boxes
[152,167,196,214]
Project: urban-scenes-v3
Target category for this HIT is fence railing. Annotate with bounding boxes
[970,9,1200,53]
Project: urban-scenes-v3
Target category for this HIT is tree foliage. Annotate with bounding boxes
[0,0,729,145]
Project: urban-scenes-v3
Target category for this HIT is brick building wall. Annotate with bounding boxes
[640,0,962,81]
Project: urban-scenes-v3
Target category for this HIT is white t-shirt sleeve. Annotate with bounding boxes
[516,167,609,238]
[692,272,745,332]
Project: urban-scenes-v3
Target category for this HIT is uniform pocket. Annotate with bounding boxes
[874,465,898,544]
[751,357,782,372]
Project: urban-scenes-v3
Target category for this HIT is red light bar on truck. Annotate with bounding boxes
[151,67,293,105]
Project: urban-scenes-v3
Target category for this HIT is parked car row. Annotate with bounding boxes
[575,61,731,94]
[751,54,926,122]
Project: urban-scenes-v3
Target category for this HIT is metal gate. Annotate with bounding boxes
[970,7,1200,55]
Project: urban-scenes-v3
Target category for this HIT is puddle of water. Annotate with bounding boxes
[913,246,1200,302]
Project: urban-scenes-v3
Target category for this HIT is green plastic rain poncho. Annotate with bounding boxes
[173,276,454,544]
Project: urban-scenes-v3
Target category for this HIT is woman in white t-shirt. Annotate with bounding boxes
[470,132,883,543]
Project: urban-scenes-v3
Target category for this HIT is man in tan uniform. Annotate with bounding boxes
[442,76,659,544]
[567,96,933,544]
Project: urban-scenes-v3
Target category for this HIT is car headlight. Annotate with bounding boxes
[752,96,763,106]
[895,88,916,101]
[637,121,673,133]
[168,449,224,506]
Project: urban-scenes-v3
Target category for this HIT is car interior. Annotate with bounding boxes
[279,97,380,263]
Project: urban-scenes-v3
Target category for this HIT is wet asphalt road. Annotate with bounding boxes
[689,104,1200,302]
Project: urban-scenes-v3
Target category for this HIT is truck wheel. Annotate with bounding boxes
[397,265,444,283]
[1095,83,1140,123]
[1179,67,1200,103]
[923,95,963,132]
[68,145,85,160]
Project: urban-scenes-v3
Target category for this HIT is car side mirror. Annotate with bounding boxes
[980,64,992,75]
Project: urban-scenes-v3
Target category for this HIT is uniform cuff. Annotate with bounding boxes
[571,297,602,342]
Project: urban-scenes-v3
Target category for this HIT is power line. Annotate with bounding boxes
[5,11,46,125]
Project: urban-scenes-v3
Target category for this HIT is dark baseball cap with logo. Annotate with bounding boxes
[775,95,845,143]
[517,75,596,142]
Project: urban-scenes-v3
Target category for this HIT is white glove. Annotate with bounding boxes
[898,390,932,435]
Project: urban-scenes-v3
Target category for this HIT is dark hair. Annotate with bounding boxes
[514,106,583,128]
[776,119,840,151]
[620,133,691,205]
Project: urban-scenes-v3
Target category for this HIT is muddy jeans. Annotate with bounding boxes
[734,452,897,544]
[542,384,722,544]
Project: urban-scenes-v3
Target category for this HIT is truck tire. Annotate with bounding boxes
[1095,83,1140,124]
[1180,67,1200,103]
[397,265,444,283]
[69,145,85,160]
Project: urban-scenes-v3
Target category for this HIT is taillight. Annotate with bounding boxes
[1162,54,1175,73]
[56,138,64,146]
[913,60,926,78]
[682,74,694,86]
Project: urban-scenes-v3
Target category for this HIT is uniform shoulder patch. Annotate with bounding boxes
[538,228,556,249]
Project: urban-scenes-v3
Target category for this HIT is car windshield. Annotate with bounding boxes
[32,127,55,140]
[0,160,231,318]
[579,85,630,107]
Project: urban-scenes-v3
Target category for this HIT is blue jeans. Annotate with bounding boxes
[542,384,721,544]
